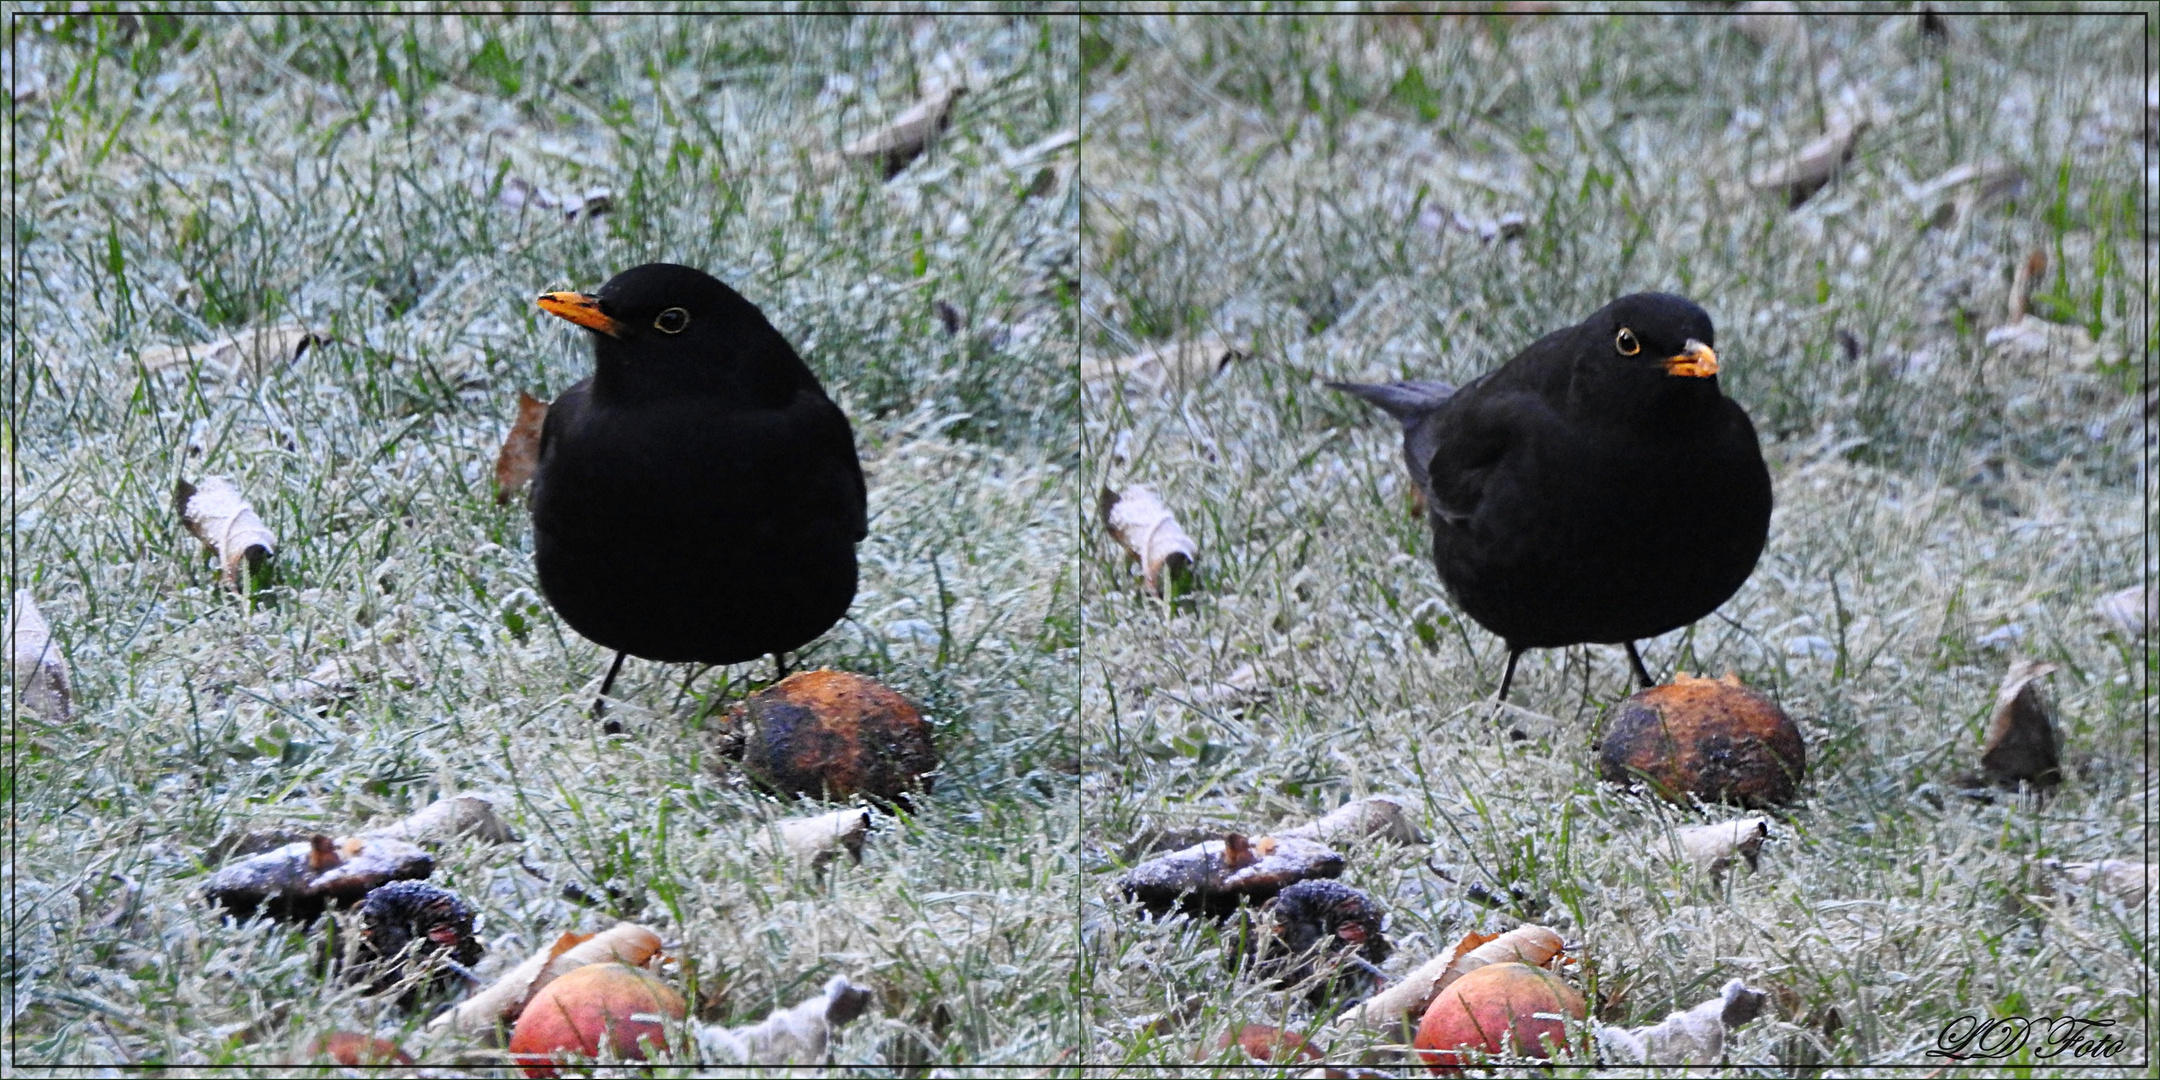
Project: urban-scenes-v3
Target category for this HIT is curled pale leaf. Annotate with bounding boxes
[695,975,874,1065]
[1595,979,1768,1066]
[2043,859,2154,903]
[1907,160,2024,228]
[428,922,665,1033]
[1748,116,1868,208]
[495,391,550,504]
[1336,924,1565,1033]
[2093,585,2152,636]
[1673,817,1769,877]
[138,323,321,380]
[771,807,871,871]
[843,86,965,179]
[367,794,518,846]
[2008,250,2047,322]
[1102,485,1198,597]
[1278,796,1426,848]
[8,590,72,720]
[1981,660,2061,790]
[1983,317,2104,366]
[1081,338,1246,393]
[174,476,276,588]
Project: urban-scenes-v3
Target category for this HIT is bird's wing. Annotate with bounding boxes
[1329,379,1456,502]
[532,378,592,496]
[791,388,869,543]
[1420,386,1544,528]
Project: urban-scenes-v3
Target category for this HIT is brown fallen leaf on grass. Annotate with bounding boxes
[1595,978,1768,1066]
[204,834,433,922]
[1748,116,1868,208]
[1979,660,2061,790]
[310,1032,415,1066]
[8,589,72,720]
[2006,249,2047,322]
[1080,337,1246,393]
[174,475,276,588]
[496,391,550,504]
[1334,923,1567,1036]
[843,86,965,179]
[430,922,666,1035]
[1101,485,1199,597]
[138,323,321,380]
[2093,585,2152,635]
[2042,859,2155,903]
[1118,832,1347,918]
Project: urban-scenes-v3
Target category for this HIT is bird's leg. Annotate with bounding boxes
[1624,642,1655,689]
[772,652,791,681]
[1496,648,1524,702]
[670,663,713,712]
[593,651,628,733]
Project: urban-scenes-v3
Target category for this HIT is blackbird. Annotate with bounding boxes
[532,263,866,720]
[1331,292,1771,701]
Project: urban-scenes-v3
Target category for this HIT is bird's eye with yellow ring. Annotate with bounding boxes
[1614,328,1641,356]
[654,307,690,334]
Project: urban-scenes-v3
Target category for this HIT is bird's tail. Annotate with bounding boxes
[1326,380,1456,428]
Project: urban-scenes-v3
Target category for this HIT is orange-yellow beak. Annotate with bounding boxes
[1663,339,1718,378]
[537,291,623,338]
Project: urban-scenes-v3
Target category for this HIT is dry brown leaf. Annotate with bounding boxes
[2007,250,2047,322]
[8,589,72,720]
[2093,585,2152,636]
[1748,117,1868,208]
[1980,660,2061,790]
[1673,817,1769,877]
[428,922,664,1033]
[174,476,276,588]
[843,86,965,179]
[1101,485,1199,597]
[1335,924,1565,1034]
[138,324,321,381]
[2043,859,2155,903]
[1080,338,1246,393]
[495,391,550,504]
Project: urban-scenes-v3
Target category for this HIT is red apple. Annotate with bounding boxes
[508,962,685,1077]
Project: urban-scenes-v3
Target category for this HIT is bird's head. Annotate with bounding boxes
[538,262,808,399]
[1593,292,1719,383]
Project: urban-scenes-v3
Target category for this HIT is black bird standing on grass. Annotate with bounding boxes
[532,263,866,725]
[1331,293,1771,701]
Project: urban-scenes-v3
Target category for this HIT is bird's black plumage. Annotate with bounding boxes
[531,264,866,692]
[1331,293,1771,700]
